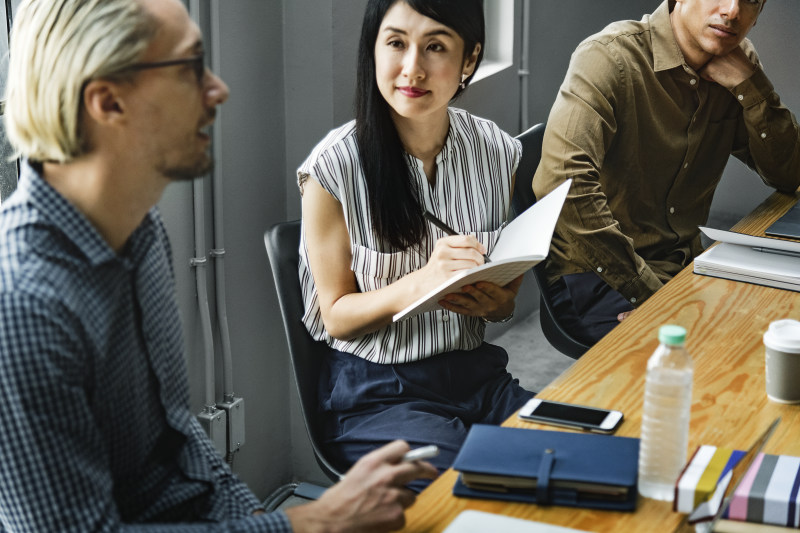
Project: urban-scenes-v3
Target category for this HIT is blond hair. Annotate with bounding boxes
[4,0,156,162]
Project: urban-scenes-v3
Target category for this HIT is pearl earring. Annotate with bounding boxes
[460,74,468,90]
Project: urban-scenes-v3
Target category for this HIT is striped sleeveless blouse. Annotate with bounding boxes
[297,108,521,364]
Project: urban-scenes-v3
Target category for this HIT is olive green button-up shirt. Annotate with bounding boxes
[533,0,800,307]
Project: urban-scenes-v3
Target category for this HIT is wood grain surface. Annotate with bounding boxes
[399,190,800,533]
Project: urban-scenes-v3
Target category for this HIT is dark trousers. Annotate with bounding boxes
[318,343,534,491]
[548,271,635,346]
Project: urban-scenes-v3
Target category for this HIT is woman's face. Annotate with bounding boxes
[374,1,480,125]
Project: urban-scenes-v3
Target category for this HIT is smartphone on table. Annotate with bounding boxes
[517,398,623,434]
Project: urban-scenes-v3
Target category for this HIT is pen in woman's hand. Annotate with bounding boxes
[424,211,491,264]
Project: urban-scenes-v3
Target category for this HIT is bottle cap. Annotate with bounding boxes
[658,325,686,345]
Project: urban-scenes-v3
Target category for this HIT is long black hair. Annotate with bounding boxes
[355,0,485,251]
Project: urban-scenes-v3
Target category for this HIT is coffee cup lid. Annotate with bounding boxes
[763,319,800,354]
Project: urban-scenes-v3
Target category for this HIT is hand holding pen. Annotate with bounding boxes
[424,211,491,264]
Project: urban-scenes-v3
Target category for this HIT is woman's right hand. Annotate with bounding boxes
[420,235,487,289]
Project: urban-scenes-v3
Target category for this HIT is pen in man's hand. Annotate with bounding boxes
[423,211,491,264]
[402,444,439,463]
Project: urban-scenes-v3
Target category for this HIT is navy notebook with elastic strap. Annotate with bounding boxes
[451,424,640,511]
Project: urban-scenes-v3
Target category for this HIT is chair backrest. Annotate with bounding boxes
[264,220,344,482]
[513,123,590,360]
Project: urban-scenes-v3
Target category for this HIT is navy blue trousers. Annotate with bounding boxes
[548,271,635,346]
[319,343,534,491]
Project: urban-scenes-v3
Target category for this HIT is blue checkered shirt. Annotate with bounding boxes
[0,162,292,532]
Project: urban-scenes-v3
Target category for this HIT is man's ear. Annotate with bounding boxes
[82,79,126,127]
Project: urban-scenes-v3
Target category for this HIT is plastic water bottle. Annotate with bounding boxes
[638,325,693,501]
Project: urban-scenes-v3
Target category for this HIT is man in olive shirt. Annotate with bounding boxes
[533,0,800,345]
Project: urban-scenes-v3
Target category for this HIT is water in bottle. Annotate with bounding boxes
[638,324,693,501]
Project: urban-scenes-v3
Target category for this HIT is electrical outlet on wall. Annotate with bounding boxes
[219,397,245,454]
[197,406,227,456]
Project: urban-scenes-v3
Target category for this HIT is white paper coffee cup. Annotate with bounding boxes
[763,319,800,404]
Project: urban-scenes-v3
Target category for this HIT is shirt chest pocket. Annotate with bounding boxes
[474,227,505,257]
[350,243,418,292]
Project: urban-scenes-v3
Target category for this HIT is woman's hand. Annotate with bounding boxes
[418,235,488,290]
[438,274,523,320]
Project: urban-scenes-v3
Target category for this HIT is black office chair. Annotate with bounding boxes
[512,123,590,360]
[264,221,344,485]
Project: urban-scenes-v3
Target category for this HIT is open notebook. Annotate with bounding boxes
[693,227,800,292]
[393,179,570,322]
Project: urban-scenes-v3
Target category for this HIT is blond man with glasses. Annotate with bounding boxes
[0,0,435,531]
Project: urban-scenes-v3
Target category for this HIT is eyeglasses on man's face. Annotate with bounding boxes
[124,53,206,85]
[740,0,764,9]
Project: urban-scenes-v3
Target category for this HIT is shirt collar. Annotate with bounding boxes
[651,0,687,73]
[19,159,156,268]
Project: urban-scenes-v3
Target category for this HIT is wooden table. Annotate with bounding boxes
[400,190,800,532]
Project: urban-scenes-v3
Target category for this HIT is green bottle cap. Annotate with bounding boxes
[658,325,686,345]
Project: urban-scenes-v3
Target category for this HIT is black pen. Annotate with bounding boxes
[423,211,491,264]
[752,246,800,258]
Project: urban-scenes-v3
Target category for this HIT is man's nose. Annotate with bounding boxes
[204,69,230,107]
[719,0,741,19]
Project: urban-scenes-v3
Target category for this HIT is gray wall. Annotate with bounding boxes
[161,0,292,499]
[527,0,800,229]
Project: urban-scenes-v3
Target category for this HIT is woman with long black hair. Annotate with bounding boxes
[298,0,533,487]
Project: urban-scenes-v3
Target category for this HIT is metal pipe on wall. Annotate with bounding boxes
[209,0,235,403]
[189,0,216,412]
[192,179,217,410]
[519,0,531,133]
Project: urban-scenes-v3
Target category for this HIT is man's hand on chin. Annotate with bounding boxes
[698,46,757,89]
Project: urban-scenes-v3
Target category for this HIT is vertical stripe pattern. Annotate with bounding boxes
[678,444,800,528]
[675,445,744,515]
[297,108,521,364]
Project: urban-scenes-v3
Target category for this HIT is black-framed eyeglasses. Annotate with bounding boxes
[124,53,206,85]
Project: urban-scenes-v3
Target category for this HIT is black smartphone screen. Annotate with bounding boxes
[531,401,609,425]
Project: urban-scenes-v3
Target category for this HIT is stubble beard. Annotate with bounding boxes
[161,155,214,182]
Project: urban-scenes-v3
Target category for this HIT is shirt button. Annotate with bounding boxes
[669,207,675,214]
[689,78,697,86]
[761,132,767,139]
[596,266,604,273]
[442,314,450,322]
[738,94,744,101]
[683,163,688,169]
[630,297,637,304]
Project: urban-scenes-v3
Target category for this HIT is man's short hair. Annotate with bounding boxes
[4,0,157,162]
